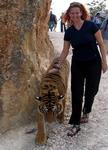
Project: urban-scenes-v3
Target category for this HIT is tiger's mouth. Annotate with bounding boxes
[39,103,63,123]
[39,101,62,112]
[44,111,57,123]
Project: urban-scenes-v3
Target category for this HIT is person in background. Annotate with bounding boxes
[49,2,108,136]
[92,13,102,28]
[60,12,66,32]
[48,11,57,31]
[101,18,108,53]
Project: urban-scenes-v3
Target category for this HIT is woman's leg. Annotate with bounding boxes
[69,60,85,125]
[83,58,102,114]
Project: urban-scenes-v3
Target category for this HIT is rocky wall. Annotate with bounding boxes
[0,0,54,132]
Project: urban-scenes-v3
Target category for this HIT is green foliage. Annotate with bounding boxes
[87,0,106,16]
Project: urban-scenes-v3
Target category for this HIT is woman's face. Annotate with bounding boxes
[69,7,82,21]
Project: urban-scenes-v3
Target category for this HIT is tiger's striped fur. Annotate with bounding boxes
[35,58,69,144]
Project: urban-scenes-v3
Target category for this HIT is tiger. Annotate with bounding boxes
[35,58,69,144]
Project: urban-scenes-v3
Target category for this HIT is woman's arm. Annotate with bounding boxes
[95,30,108,73]
[49,41,70,73]
[58,41,70,66]
[100,19,106,36]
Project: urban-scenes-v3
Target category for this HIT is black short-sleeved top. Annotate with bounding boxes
[64,20,100,61]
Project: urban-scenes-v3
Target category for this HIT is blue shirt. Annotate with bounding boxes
[64,20,100,61]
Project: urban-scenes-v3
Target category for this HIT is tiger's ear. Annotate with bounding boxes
[58,95,64,101]
[35,96,41,101]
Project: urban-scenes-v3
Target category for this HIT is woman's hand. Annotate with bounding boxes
[48,68,59,73]
[102,62,108,73]
[48,63,61,73]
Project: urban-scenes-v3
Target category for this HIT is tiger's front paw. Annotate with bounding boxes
[35,132,47,145]
[57,114,64,123]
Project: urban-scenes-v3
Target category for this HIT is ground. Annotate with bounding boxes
[0,32,108,150]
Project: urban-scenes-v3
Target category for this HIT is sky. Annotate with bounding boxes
[51,0,108,31]
[51,0,108,18]
[51,0,90,18]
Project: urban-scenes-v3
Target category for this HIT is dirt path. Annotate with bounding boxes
[0,32,108,150]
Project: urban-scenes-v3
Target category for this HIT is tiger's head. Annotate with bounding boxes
[35,90,64,123]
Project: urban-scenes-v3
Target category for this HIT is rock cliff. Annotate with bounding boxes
[0,0,53,132]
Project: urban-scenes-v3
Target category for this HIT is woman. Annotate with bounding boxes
[49,2,108,136]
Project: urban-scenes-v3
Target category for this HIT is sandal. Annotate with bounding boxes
[67,125,80,137]
[80,113,89,124]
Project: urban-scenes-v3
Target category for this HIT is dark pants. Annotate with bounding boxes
[69,57,102,125]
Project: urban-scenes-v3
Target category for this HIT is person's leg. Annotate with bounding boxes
[69,60,85,125]
[49,22,54,31]
[60,21,63,32]
[83,58,102,115]
[54,23,57,31]
[67,60,85,136]
[48,22,51,31]
[63,23,66,32]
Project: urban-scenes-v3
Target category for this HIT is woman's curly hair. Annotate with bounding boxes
[64,2,90,26]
